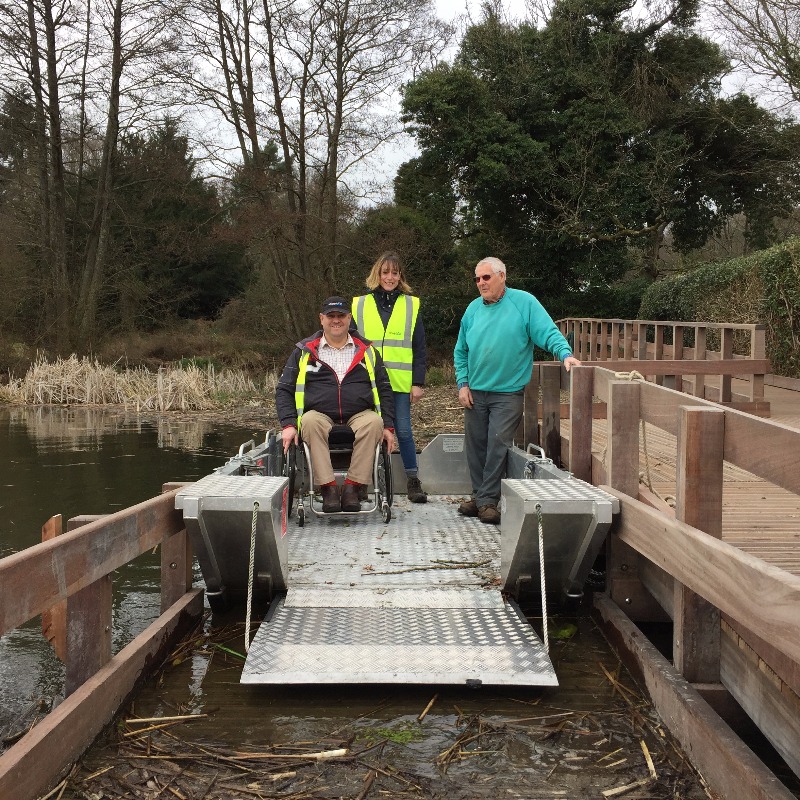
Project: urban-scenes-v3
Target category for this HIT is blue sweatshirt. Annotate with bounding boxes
[454,287,572,392]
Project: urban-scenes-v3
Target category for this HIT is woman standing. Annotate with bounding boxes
[352,252,428,503]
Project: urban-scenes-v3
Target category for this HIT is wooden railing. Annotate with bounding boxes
[0,484,202,800]
[528,363,800,800]
[557,317,768,406]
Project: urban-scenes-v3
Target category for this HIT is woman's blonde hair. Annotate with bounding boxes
[365,251,412,293]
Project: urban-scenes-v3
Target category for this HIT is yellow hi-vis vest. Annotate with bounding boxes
[352,294,419,393]
[293,347,382,430]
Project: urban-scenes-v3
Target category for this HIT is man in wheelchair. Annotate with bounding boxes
[276,296,396,513]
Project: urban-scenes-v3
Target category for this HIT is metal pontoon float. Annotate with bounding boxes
[175,433,618,687]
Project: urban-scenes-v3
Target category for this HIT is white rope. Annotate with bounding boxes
[244,500,259,653]
[612,370,675,508]
[535,503,549,654]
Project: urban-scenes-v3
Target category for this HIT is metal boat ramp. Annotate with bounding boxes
[175,434,618,687]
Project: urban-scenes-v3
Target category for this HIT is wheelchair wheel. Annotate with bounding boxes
[298,504,305,527]
[284,444,297,518]
[381,501,391,524]
[378,441,393,507]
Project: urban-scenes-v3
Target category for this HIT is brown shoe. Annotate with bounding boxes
[458,498,478,517]
[341,482,362,512]
[478,504,501,524]
[320,483,340,513]
[407,475,427,504]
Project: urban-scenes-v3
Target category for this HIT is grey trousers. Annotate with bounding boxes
[464,389,524,508]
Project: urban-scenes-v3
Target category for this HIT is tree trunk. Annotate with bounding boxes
[76,0,122,344]
[26,0,52,316]
[40,0,71,350]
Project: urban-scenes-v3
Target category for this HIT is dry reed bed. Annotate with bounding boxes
[0,355,276,411]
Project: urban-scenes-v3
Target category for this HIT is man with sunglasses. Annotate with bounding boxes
[454,257,580,524]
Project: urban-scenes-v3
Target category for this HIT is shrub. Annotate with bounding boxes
[638,237,800,376]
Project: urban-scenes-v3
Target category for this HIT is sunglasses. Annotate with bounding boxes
[474,273,494,283]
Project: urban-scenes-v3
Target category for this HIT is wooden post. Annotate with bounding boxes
[637,322,649,363]
[720,327,733,402]
[541,362,561,466]
[606,381,640,496]
[588,320,597,361]
[600,321,608,361]
[654,324,664,385]
[605,380,665,620]
[624,323,633,359]
[607,380,642,613]
[673,406,725,683]
[750,326,766,402]
[568,365,593,482]
[695,326,707,399]
[523,365,539,447]
[673,325,684,393]
[65,516,112,697]
[160,486,193,612]
[41,515,66,662]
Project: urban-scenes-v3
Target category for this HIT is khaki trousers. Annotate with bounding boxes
[300,409,383,486]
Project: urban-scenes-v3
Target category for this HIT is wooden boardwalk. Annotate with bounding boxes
[567,379,800,578]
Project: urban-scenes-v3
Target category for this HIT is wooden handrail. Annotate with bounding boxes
[555,317,768,405]
[553,364,800,782]
[590,367,800,494]
[0,489,186,636]
[526,363,800,667]
[0,485,200,800]
[602,486,800,667]
[558,317,765,331]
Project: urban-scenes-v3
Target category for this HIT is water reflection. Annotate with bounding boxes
[0,406,257,742]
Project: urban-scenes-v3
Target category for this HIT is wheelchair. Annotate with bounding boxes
[283,424,393,526]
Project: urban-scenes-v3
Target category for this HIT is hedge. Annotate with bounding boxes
[638,237,800,377]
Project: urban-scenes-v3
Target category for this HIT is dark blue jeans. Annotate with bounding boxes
[464,389,524,508]
[393,391,418,474]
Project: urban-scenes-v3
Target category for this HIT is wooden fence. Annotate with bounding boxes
[527,362,800,800]
[557,317,769,407]
[0,484,202,800]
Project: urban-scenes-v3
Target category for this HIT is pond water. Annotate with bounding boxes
[0,405,259,737]
[2,406,794,799]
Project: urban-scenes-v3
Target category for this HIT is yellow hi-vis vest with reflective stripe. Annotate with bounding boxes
[352,294,419,393]
[293,347,382,430]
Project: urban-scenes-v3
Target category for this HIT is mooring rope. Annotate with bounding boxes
[535,503,549,654]
[244,500,259,653]
[613,370,676,508]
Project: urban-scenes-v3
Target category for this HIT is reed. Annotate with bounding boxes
[0,355,277,411]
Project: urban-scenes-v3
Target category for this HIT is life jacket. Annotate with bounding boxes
[294,345,381,430]
[352,293,419,393]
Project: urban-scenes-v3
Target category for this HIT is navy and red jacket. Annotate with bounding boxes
[276,330,395,430]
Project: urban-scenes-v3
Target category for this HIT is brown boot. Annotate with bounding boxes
[320,483,340,513]
[340,482,362,512]
[406,475,427,504]
[458,498,478,517]
[478,504,501,524]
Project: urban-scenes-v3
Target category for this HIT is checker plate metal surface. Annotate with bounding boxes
[502,478,620,509]
[241,497,557,686]
[241,598,557,685]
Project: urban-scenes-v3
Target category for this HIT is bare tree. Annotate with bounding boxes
[180,0,452,339]
[706,0,800,111]
[0,0,190,347]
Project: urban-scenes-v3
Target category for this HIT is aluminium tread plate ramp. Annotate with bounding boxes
[241,499,557,686]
